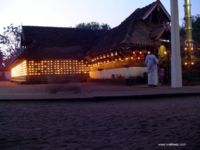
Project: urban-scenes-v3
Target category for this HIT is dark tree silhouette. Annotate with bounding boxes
[76,22,111,30]
[0,51,3,68]
[101,23,111,30]
[192,15,200,43]
[0,24,22,66]
[180,15,200,43]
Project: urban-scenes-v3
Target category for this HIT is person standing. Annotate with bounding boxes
[145,50,159,87]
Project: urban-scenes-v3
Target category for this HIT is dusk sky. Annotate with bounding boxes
[0,0,200,33]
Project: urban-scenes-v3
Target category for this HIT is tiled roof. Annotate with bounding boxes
[18,1,170,60]
[21,26,107,59]
[88,1,171,56]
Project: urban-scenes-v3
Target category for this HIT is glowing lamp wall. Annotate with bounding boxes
[11,59,89,82]
[11,60,27,78]
[27,60,88,76]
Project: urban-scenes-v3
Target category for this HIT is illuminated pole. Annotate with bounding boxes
[170,0,182,88]
[184,0,193,46]
[184,0,193,65]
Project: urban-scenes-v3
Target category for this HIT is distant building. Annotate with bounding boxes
[9,1,171,83]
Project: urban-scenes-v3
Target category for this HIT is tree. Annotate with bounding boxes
[0,51,3,68]
[0,24,22,65]
[180,14,200,43]
[101,23,111,30]
[192,15,200,44]
[76,23,87,29]
[76,22,111,30]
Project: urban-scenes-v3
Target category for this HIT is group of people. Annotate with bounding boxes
[145,49,166,87]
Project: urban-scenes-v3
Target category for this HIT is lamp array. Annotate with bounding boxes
[11,59,88,77]
[11,60,27,77]
[27,60,88,75]
[90,50,148,68]
[11,50,152,78]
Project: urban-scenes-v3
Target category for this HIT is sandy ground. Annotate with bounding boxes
[0,96,200,150]
[0,81,200,100]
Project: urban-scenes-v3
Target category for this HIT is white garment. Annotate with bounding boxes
[145,54,159,85]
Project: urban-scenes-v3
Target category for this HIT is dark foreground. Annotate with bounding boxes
[0,97,200,150]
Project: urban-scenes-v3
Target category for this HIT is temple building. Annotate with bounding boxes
[9,1,171,83]
[10,27,106,82]
[87,1,170,79]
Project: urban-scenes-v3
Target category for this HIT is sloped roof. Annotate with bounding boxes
[14,1,171,62]
[21,26,107,59]
[88,1,171,56]
[142,1,170,20]
[20,46,85,59]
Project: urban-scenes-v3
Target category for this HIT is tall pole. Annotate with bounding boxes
[184,0,193,46]
[170,0,182,88]
[184,0,193,65]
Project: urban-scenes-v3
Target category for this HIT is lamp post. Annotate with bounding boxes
[170,0,182,88]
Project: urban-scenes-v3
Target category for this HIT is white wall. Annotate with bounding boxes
[89,67,147,79]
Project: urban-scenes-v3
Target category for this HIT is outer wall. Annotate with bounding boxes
[89,67,147,79]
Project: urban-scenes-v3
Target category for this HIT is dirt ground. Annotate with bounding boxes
[0,81,200,100]
[0,96,200,150]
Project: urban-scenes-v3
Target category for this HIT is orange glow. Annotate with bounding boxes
[184,62,188,66]
[11,60,27,77]
[11,59,89,77]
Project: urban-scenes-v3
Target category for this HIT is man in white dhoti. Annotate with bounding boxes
[145,51,159,87]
